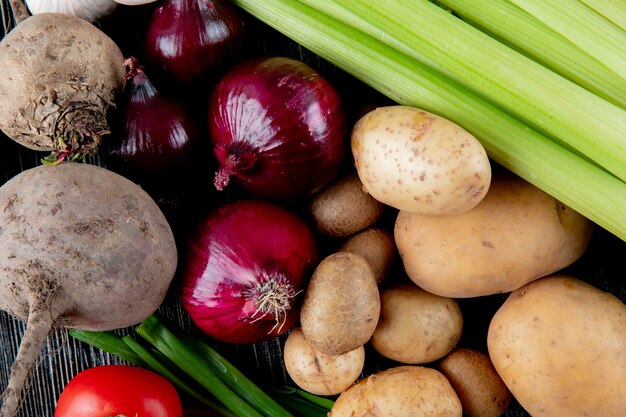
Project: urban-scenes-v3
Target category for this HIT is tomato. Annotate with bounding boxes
[54,365,183,417]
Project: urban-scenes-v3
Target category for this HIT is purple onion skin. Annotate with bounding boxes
[145,0,246,85]
[106,67,199,178]
[209,56,348,200]
[180,200,319,344]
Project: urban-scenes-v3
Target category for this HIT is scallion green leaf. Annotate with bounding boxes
[135,316,265,417]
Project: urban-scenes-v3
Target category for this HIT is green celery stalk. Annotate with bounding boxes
[230,0,626,241]
[579,0,626,31]
[508,0,626,75]
[436,0,626,108]
[291,0,626,183]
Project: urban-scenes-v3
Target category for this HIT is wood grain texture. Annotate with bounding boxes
[0,2,624,417]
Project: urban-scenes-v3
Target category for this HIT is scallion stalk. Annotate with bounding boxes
[292,0,626,182]
[69,329,146,367]
[122,335,236,417]
[135,316,265,417]
[435,0,626,108]
[180,334,295,417]
[230,0,626,241]
[69,329,232,415]
[508,0,626,77]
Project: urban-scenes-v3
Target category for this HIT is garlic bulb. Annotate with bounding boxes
[25,0,118,22]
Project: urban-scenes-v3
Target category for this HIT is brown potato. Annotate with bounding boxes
[370,283,463,364]
[339,227,395,285]
[329,366,462,417]
[351,105,491,215]
[309,171,385,237]
[284,327,365,395]
[394,173,593,297]
[488,275,626,417]
[438,348,512,417]
[300,252,380,355]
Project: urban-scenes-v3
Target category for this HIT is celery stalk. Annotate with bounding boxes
[436,0,626,108]
[230,0,626,241]
[579,0,626,31]
[508,0,626,76]
[293,0,626,183]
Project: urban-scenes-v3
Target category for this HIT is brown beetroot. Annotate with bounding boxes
[0,163,178,417]
[0,13,125,161]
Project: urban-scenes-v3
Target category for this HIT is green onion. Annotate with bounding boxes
[135,316,265,417]
[266,386,335,411]
[508,0,626,78]
[135,316,291,417]
[579,0,626,31]
[291,0,626,182]
[70,329,233,415]
[69,329,146,367]
[267,393,331,417]
[435,0,626,108]
[122,335,236,417]
[180,334,295,417]
[229,0,626,241]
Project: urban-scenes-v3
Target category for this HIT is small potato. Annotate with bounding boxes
[394,173,594,297]
[309,171,385,237]
[351,105,491,215]
[488,275,626,417]
[300,252,380,355]
[284,327,365,395]
[438,348,512,417]
[339,227,395,285]
[370,283,463,364]
[329,366,462,417]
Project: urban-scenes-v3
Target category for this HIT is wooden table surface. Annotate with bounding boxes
[0,2,624,416]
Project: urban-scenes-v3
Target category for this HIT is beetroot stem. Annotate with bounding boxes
[0,300,54,417]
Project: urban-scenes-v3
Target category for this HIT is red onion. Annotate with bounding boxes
[209,56,348,200]
[145,0,246,85]
[105,57,198,178]
[180,199,319,344]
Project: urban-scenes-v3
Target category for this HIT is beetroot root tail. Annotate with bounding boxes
[0,303,53,417]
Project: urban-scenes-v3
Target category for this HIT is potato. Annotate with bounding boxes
[394,173,594,297]
[351,105,491,215]
[309,171,384,237]
[488,275,626,417]
[370,283,463,364]
[329,366,462,417]
[438,348,512,417]
[339,227,395,285]
[300,252,380,355]
[284,327,365,395]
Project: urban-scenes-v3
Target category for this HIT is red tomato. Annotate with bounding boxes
[54,365,183,417]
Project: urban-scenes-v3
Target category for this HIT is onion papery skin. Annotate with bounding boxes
[180,200,319,344]
[105,61,199,179]
[209,56,348,200]
[145,0,246,85]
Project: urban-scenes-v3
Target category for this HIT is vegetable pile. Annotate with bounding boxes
[0,1,624,417]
